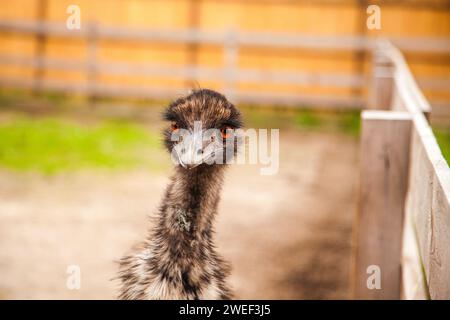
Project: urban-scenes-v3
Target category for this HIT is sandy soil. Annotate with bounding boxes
[0,130,358,299]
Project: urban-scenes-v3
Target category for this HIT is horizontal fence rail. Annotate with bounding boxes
[0,54,365,88]
[1,20,450,53]
[1,54,448,91]
[0,20,449,112]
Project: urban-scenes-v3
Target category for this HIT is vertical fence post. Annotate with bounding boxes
[186,0,200,88]
[224,29,238,103]
[86,22,98,103]
[368,47,394,110]
[353,110,412,299]
[33,0,48,94]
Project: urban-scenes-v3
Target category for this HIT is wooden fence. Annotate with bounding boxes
[0,19,449,113]
[353,40,450,299]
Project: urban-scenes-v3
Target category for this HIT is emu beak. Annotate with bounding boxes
[173,129,223,169]
[173,130,206,169]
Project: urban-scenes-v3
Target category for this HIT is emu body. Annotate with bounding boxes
[118,89,242,299]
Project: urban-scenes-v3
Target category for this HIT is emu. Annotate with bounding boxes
[117,89,242,299]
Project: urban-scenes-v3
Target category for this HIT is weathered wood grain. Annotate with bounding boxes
[354,110,412,299]
[406,116,450,299]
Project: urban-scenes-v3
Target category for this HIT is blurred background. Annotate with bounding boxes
[0,0,448,299]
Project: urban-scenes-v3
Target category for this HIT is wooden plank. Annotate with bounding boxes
[0,67,447,113]
[380,42,432,116]
[0,20,450,54]
[407,115,450,299]
[0,54,365,88]
[407,128,433,280]
[401,203,428,300]
[368,49,394,110]
[391,82,407,112]
[384,38,450,299]
[86,22,99,101]
[353,110,412,299]
[33,0,48,93]
[223,29,238,102]
[1,53,447,92]
[429,170,450,299]
[0,76,364,109]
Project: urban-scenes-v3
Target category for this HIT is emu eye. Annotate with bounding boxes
[220,126,232,139]
[171,122,179,132]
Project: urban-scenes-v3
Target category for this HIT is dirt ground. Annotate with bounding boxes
[0,130,358,299]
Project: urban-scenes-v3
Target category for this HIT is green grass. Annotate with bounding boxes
[2,88,448,170]
[0,117,167,174]
[434,127,450,165]
[0,108,362,175]
[294,110,322,129]
[336,110,361,137]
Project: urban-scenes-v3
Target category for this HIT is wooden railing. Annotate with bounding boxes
[0,20,449,112]
[353,40,450,299]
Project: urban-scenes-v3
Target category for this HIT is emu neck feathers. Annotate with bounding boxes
[160,166,225,240]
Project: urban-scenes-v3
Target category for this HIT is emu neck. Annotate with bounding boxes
[161,165,225,240]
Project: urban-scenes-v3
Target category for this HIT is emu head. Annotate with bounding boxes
[163,89,243,169]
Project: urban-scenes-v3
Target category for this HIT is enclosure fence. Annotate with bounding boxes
[354,41,450,299]
[0,19,449,113]
[1,16,449,300]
